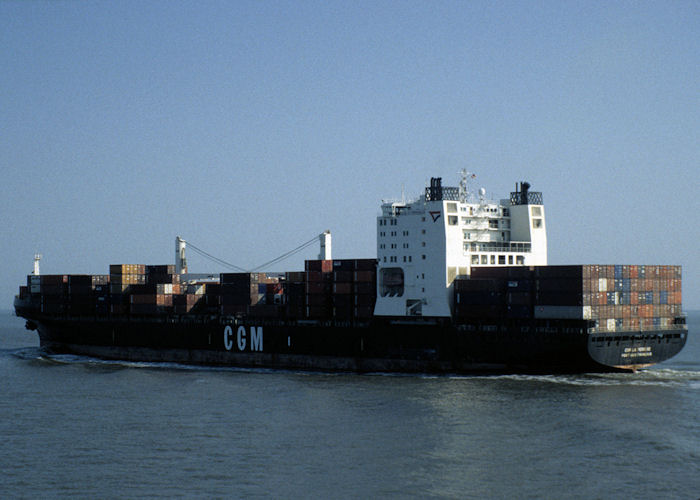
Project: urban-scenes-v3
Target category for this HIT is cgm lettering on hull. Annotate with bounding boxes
[224,325,263,352]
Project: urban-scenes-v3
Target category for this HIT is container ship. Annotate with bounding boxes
[13,173,688,373]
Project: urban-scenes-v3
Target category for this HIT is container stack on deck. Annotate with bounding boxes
[109,264,145,315]
[305,260,334,319]
[23,258,377,322]
[36,275,67,314]
[68,274,109,315]
[303,259,378,321]
[456,265,682,331]
[284,271,307,319]
[220,272,281,317]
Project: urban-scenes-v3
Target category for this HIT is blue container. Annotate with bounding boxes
[614,265,623,279]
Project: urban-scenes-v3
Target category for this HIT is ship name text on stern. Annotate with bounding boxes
[224,325,263,352]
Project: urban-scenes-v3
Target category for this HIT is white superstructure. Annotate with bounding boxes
[374,173,547,318]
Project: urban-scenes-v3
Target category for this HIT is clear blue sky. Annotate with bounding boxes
[1,1,698,309]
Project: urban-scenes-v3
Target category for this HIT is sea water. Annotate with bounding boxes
[1,311,698,499]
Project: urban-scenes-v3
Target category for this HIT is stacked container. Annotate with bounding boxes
[67,274,109,315]
[124,266,181,315]
[38,275,68,314]
[351,259,378,319]
[305,259,377,320]
[26,259,378,321]
[284,271,307,318]
[456,265,682,332]
[454,278,505,320]
[219,273,281,316]
[305,260,334,319]
[109,264,146,314]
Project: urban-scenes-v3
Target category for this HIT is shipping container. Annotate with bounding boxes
[145,264,176,275]
[305,260,333,273]
[354,259,378,271]
[110,264,146,275]
[285,271,306,283]
[333,283,353,294]
[333,271,354,282]
[332,260,355,272]
[40,275,68,285]
[354,282,376,295]
[306,282,331,294]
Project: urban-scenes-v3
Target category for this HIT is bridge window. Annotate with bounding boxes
[380,268,404,297]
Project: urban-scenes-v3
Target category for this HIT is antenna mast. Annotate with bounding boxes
[458,169,476,203]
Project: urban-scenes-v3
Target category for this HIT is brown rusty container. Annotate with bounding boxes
[353,270,375,282]
[333,283,353,294]
[306,282,331,294]
[333,271,353,283]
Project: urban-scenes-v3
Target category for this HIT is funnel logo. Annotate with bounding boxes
[429,211,441,222]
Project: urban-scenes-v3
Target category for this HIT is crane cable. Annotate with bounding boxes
[185,234,323,273]
[250,236,320,271]
[185,242,248,272]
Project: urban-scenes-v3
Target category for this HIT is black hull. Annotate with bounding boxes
[17,308,688,374]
